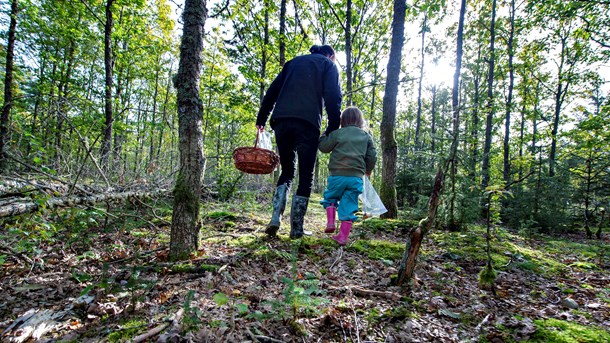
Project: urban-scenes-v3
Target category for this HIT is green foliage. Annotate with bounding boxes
[478,264,497,287]
[263,241,329,322]
[182,290,202,332]
[107,318,146,342]
[349,239,404,260]
[531,318,610,343]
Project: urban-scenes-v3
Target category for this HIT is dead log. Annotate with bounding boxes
[2,308,68,343]
[396,167,444,286]
[0,190,167,218]
[0,177,69,197]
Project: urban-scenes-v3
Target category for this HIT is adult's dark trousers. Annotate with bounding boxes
[272,118,319,198]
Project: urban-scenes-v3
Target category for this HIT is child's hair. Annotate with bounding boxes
[340,106,365,128]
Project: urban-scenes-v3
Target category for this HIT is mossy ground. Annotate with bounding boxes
[1,192,608,342]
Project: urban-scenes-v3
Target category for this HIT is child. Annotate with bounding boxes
[318,106,377,245]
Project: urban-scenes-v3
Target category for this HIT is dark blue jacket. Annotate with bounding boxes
[256,53,342,135]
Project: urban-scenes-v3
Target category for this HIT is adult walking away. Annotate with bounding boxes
[256,44,342,239]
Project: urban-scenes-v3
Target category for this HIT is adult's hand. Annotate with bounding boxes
[256,125,264,132]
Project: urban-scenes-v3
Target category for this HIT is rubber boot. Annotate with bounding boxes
[290,195,309,239]
[324,204,337,233]
[265,184,289,237]
[332,221,353,246]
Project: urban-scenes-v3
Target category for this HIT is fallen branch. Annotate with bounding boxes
[327,285,401,301]
[6,153,92,195]
[0,189,167,218]
[130,322,170,343]
[396,167,444,286]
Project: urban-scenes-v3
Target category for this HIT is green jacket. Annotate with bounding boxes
[318,126,377,177]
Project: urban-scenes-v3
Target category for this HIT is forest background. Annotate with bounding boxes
[0,0,609,341]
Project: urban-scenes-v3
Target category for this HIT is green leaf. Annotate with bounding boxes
[439,308,462,319]
[213,292,229,306]
[235,303,249,315]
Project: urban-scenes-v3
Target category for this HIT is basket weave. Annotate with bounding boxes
[233,131,279,174]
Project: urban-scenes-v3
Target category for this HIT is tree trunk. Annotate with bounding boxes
[414,13,427,153]
[156,64,173,161]
[379,0,406,219]
[148,66,160,168]
[447,0,466,228]
[481,0,497,193]
[503,0,515,185]
[345,0,353,106]
[549,36,568,178]
[430,84,437,153]
[396,167,444,285]
[279,0,287,67]
[468,46,482,181]
[0,0,18,171]
[100,0,115,170]
[259,0,269,104]
[170,0,207,261]
[55,38,76,172]
[518,81,528,179]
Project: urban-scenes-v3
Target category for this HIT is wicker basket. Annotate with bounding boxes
[233,132,280,174]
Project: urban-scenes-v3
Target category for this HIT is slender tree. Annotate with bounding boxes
[503,0,516,185]
[380,0,406,219]
[480,0,497,192]
[170,0,207,261]
[447,0,466,228]
[0,0,19,170]
[100,0,115,170]
[414,13,427,153]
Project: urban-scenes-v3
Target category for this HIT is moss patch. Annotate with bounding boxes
[107,318,146,342]
[531,318,610,343]
[349,239,404,260]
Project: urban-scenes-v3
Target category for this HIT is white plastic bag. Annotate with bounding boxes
[256,130,273,151]
[359,176,387,218]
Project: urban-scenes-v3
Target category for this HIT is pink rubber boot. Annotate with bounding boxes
[332,221,352,246]
[324,204,337,233]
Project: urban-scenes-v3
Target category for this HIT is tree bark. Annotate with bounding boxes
[447,0,466,228]
[100,0,115,170]
[481,0,497,193]
[414,13,427,153]
[0,0,18,171]
[379,0,406,219]
[396,167,444,285]
[345,0,353,105]
[503,0,516,185]
[170,0,207,261]
[279,0,286,67]
[430,84,437,153]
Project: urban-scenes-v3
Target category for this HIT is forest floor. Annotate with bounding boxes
[0,193,609,343]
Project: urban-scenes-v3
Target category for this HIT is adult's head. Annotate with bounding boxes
[340,106,365,129]
[310,44,336,62]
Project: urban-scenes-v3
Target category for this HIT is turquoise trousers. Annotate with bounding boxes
[320,175,363,221]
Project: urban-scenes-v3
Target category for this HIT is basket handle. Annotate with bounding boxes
[254,129,260,148]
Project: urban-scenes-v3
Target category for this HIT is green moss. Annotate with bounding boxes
[204,211,237,221]
[478,265,497,286]
[349,239,404,260]
[173,175,200,216]
[568,261,598,270]
[358,218,418,232]
[384,306,418,321]
[107,319,146,342]
[531,318,610,343]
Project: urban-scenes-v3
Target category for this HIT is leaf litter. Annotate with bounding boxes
[0,200,608,342]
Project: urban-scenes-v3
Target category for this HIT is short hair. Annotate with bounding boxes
[340,106,365,128]
[309,44,335,58]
